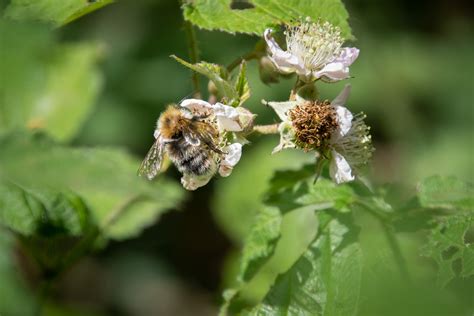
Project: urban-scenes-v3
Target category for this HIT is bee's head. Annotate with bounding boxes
[158,105,185,140]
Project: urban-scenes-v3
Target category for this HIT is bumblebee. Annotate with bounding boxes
[138,105,224,180]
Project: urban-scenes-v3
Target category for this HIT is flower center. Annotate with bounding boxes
[288,100,338,151]
[285,20,343,71]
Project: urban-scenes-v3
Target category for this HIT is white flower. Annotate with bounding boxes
[177,99,246,189]
[264,20,359,82]
[328,86,373,183]
[266,85,373,184]
[218,143,243,177]
[180,99,249,132]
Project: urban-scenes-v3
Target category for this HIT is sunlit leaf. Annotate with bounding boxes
[246,212,362,316]
[265,166,355,214]
[233,61,250,107]
[4,0,113,26]
[171,55,239,104]
[239,206,282,282]
[183,0,353,39]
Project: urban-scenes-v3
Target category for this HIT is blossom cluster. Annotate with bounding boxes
[142,19,373,190]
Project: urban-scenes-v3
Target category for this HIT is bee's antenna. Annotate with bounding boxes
[177,92,196,105]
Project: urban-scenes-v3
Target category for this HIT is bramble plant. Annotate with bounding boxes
[0,1,472,316]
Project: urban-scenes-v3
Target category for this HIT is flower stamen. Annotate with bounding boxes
[285,21,343,73]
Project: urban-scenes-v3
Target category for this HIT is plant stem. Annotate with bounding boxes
[252,123,279,134]
[226,51,258,72]
[35,278,52,316]
[313,156,326,184]
[357,200,412,282]
[57,195,145,277]
[382,224,412,282]
[181,5,201,98]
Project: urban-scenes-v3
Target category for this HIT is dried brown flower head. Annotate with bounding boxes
[288,100,338,151]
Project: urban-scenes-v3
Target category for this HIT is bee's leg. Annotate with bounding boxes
[192,113,211,120]
[162,138,178,144]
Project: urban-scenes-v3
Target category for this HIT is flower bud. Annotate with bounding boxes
[259,56,280,85]
[236,107,256,132]
[208,80,218,96]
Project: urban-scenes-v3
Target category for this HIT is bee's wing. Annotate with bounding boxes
[182,122,225,155]
[138,138,166,180]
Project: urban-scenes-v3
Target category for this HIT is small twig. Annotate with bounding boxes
[181,2,201,98]
[252,123,279,135]
[226,51,259,72]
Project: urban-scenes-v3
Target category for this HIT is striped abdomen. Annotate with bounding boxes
[167,139,215,176]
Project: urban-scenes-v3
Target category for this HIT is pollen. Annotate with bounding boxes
[288,100,338,151]
[285,20,343,71]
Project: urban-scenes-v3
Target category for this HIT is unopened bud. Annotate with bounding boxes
[208,80,218,96]
[259,56,280,85]
[236,107,256,132]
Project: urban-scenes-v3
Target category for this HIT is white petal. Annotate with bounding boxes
[219,143,242,177]
[329,150,354,184]
[264,29,307,76]
[314,62,349,81]
[212,103,243,132]
[153,130,160,139]
[236,107,256,131]
[334,105,353,137]
[272,122,296,154]
[266,100,297,121]
[314,48,359,81]
[330,85,353,138]
[180,99,213,116]
[181,173,213,191]
[334,47,359,66]
[331,84,351,107]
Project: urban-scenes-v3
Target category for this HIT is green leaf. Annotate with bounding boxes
[265,166,355,214]
[101,196,181,241]
[0,131,185,241]
[171,55,238,103]
[0,181,91,237]
[0,21,103,141]
[421,214,474,288]
[239,207,282,282]
[233,61,251,107]
[247,212,362,316]
[0,180,97,270]
[4,0,113,26]
[183,0,353,39]
[418,175,474,211]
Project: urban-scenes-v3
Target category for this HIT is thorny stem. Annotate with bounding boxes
[356,199,412,283]
[227,51,259,72]
[181,2,201,98]
[252,123,279,134]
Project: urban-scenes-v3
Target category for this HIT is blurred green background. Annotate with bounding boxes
[0,0,473,315]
